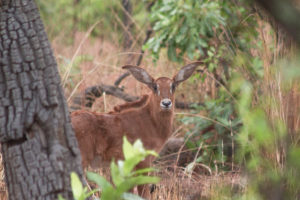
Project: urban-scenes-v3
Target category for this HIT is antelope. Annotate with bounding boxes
[71,62,202,196]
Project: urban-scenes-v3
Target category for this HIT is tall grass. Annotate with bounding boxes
[1,2,300,200]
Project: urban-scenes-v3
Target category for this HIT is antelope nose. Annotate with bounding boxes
[161,98,172,109]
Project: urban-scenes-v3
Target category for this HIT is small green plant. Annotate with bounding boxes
[180,90,241,170]
[59,137,160,200]
[58,172,99,200]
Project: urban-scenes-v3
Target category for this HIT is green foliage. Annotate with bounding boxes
[58,172,98,200]
[144,0,225,62]
[146,1,300,198]
[60,137,159,200]
[37,0,120,38]
[36,0,300,198]
[181,90,241,168]
[226,58,300,199]
[144,0,257,62]
[144,0,262,175]
[37,0,149,42]
[144,1,260,172]
[88,137,159,200]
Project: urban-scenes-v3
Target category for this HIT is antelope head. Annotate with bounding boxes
[122,62,202,113]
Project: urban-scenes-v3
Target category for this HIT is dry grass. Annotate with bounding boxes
[1,10,299,200]
[0,28,231,199]
[256,15,300,169]
[58,31,232,200]
[0,152,6,200]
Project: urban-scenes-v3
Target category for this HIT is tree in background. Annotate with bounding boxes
[0,0,84,199]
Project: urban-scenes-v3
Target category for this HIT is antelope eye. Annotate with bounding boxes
[153,84,160,95]
[171,83,176,92]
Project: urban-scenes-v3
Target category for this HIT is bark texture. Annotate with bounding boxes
[0,0,84,199]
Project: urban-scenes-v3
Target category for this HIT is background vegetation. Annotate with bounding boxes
[1,0,299,199]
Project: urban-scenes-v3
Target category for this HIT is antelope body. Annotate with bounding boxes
[71,62,201,195]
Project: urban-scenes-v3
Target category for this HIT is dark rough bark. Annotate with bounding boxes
[0,0,84,199]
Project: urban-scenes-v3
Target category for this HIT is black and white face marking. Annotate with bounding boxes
[170,82,176,94]
[160,98,172,110]
[152,83,160,96]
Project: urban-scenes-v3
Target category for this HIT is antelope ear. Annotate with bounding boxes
[172,61,203,86]
[122,65,154,87]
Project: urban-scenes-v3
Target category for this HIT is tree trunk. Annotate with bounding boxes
[0,0,84,199]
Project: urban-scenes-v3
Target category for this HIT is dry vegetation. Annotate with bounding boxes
[54,15,300,199]
[56,31,240,199]
[0,30,234,200]
[1,2,300,199]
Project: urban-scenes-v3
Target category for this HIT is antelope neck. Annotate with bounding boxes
[147,94,174,139]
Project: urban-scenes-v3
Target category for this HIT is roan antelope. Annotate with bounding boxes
[71,62,202,196]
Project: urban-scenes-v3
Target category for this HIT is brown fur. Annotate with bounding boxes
[110,94,148,113]
[72,85,174,167]
[71,62,201,196]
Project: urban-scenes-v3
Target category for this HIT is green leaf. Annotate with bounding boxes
[58,194,65,200]
[123,156,144,176]
[207,50,214,57]
[111,161,123,186]
[86,171,112,190]
[116,176,160,194]
[122,193,146,200]
[70,172,83,200]
[145,150,159,157]
[167,43,178,62]
[185,162,196,175]
[288,147,300,169]
[123,136,134,160]
[132,168,157,175]
[101,186,120,200]
[122,137,158,176]
[132,139,146,154]
[85,189,101,199]
[187,41,196,60]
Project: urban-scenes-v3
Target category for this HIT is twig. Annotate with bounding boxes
[114,72,130,87]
